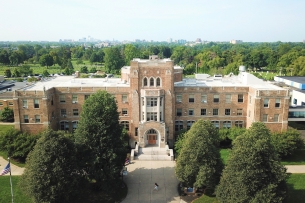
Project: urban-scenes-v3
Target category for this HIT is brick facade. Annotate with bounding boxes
[1,56,289,148]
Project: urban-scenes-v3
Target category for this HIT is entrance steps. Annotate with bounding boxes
[131,145,174,161]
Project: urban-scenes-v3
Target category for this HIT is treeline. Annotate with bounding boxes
[1,42,305,76]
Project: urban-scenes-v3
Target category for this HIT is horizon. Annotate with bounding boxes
[1,0,305,42]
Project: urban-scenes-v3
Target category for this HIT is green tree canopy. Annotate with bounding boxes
[74,90,127,191]
[216,122,287,203]
[0,107,14,122]
[104,47,124,73]
[20,130,83,203]
[175,120,223,189]
[39,54,54,68]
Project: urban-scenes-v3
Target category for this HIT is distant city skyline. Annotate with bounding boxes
[1,0,305,42]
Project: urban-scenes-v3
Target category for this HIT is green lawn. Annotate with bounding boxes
[193,174,305,203]
[0,176,32,203]
[220,149,230,165]
[0,124,14,134]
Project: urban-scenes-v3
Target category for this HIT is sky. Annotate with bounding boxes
[0,0,304,42]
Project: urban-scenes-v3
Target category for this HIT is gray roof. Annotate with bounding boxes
[276,76,305,84]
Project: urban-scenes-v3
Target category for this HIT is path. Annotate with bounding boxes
[122,160,180,203]
[0,156,24,175]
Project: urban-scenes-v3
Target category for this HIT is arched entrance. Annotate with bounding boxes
[146,129,158,145]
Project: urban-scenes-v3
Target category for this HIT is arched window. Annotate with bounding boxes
[150,78,154,86]
[121,121,129,131]
[143,78,147,86]
[60,121,69,131]
[156,77,161,86]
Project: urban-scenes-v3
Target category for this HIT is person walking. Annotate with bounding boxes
[154,183,159,191]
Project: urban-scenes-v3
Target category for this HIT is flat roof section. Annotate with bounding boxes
[276,76,305,84]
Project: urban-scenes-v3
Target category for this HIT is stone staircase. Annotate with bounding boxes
[131,145,174,161]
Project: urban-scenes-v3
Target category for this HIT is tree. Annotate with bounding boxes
[80,66,88,73]
[175,120,223,190]
[74,90,127,191]
[39,54,54,68]
[216,122,287,203]
[124,44,140,65]
[4,69,11,78]
[104,47,124,73]
[20,130,83,203]
[42,69,50,77]
[0,107,14,122]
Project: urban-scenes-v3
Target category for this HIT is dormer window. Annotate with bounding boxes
[150,78,154,86]
[144,78,148,86]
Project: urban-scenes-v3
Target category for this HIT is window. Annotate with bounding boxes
[59,95,66,103]
[72,121,78,131]
[0,101,3,106]
[302,102,305,106]
[225,109,231,115]
[175,121,184,131]
[213,109,218,116]
[274,114,279,122]
[61,109,67,117]
[156,78,161,86]
[143,78,148,86]
[35,115,40,123]
[135,127,138,136]
[237,109,243,116]
[213,94,219,103]
[51,97,54,105]
[147,98,157,106]
[275,99,280,108]
[201,109,206,116]
[263,114,268,122]
[176,95,182,103]
[201,94,207,103]
[235,121,243,128]
[122,95,128,103]
[150,78,154,86]
[264,99,269,107]
[211,121,219,129]
[189,94,194,103]
[238,94,243,103]
[293,98,297,105]
[72,95,78,103]
[121,121,129,131]
[34,99,39,108]
[176,108,182,116]
[226,94,231,103]
[189,109,194,116]
[147,112,157,121]
[223,121,231,128]
[122,108,128,115]
[187,121,195,130]
[73,109,79,116]
[24,115,29,123]
[9,102,13,106]
[60,121,69,131]
[23,100,28,108]
[249,110,251,117]
[249,96,252,104]
[85,95,90,100]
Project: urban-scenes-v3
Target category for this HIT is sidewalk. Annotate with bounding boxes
[0,156,25,175]
[285,165,305,173]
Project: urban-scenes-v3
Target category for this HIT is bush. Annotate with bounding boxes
[0,129,40,162]
[0,107,14,122]
[271,128,304,158]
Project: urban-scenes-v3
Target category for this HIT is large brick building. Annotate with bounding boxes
[1,56,289,148]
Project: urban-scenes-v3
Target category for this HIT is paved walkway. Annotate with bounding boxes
[285,165,305,173]
[122,160,181,203]
[0,156,25,175]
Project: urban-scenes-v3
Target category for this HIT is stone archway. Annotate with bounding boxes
[146,129,158,145]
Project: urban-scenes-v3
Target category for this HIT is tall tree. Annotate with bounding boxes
[104,47,124,73]
[216,122,287,203]
[20,130,83,203]
[175,120,223,190]
[74,90,127,191]
[39,54,54,68]
[124,44,140,65]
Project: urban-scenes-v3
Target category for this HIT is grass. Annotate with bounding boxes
[193,174,305,203]
[220,148,230,165]
[0,176,32,203]
[0,124,14,134]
